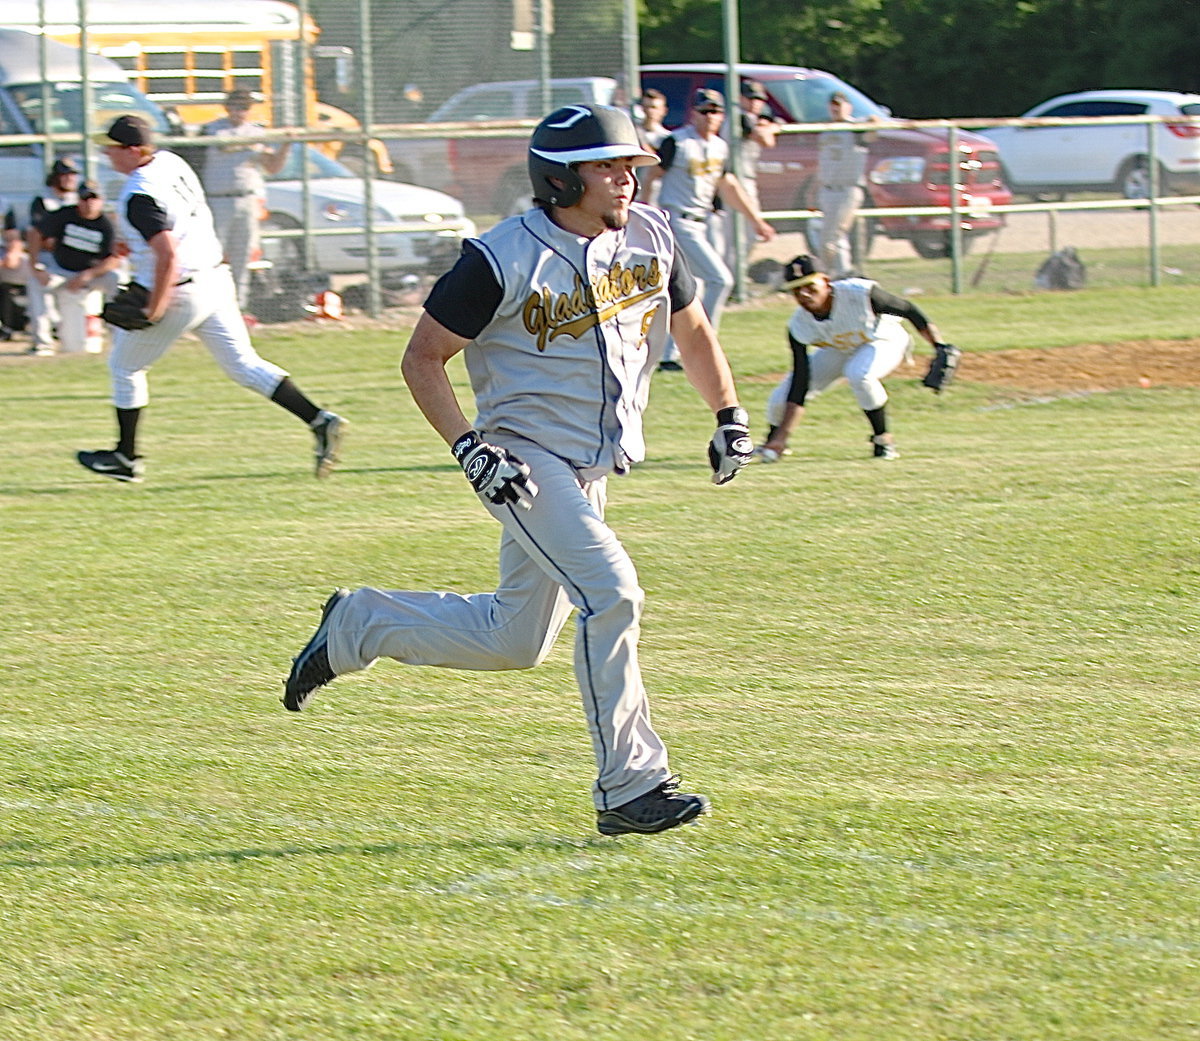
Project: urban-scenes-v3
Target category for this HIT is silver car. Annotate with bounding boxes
[264,145,476,278]
[988,89,1200,200]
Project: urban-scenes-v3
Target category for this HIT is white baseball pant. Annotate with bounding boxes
[107,266,287,410]
[324,434,674,811]
[28,259,120,353]
[767,322,911,422]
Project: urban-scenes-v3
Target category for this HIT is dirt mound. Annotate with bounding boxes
[961,339,1200,392]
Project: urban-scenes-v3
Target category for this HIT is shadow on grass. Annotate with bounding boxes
[0,834,614,873]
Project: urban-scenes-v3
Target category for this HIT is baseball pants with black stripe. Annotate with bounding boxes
[322,433,672,811]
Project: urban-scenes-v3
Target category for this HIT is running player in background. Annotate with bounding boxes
[282,104,755,837]
[76,115,345,483]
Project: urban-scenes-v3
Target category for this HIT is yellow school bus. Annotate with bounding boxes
[7,0,342,133]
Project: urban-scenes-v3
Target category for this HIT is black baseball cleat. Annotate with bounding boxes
[596,776,711,836]
[76,449,145,482]
[283,588,350,711]
[311,411,346,478]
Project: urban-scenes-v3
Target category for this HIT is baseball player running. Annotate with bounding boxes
[639,88,775,368]
[76,115,345,483]
[283,104,755,836]
[760,255,955,461]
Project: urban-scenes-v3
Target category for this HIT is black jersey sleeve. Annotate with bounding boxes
[667,242,697,312]
[656,135,677,171]
[37,207,68,243]
[422,241,503,340]
[786,331,811,406]
[125,193,173,243]
[869,284,930,332]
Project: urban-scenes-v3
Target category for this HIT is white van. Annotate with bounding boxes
[0,28,169,212]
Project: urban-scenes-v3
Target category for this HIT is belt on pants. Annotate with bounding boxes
[673,211,708,223]
[209,191,257,198]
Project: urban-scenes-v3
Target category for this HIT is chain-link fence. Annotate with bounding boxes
[3,0,1199,328]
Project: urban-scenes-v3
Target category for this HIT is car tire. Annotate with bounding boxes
[910,232,976,260]
[1117,157,1161,200]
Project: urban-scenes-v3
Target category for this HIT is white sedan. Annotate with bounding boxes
[263,146,475,277]
[988,89,1200,199]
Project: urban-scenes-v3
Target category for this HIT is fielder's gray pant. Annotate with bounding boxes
[208,194,261,309]
[325,434,674,811]
[818,184,864,280]
[665,208,733,330]
[108,265,287,410]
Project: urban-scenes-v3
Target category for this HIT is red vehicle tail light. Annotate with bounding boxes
[1166,122,1200,138]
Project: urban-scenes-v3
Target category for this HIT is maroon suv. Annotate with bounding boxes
[639,63,1011,258]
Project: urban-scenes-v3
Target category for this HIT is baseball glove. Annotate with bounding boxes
[101,283,154,331]
[922,342,962,393]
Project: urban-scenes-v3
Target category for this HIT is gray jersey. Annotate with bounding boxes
[465,203,676,477]
[656,125,728,218]
[817,126,868,188]
[115,150,223,286]
[199,117,271,196]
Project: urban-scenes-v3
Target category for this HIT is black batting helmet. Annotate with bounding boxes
[528,104,658,208]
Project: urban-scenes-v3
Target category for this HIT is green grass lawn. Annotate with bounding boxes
[1,290,1198,1040]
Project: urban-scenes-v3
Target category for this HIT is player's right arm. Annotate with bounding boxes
[401,312,474,447]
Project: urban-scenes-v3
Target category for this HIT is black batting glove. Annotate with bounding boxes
[707,406,753,485]
[451,430,538,510]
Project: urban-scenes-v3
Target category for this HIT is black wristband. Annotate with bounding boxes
[451,430,481,463]
[716,406,748,427]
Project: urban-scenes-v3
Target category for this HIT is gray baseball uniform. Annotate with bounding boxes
[655,125,734,328]
[109,149,287,410]
[817,125,868,278]
[199,116,274,307]
[321,202,696,811]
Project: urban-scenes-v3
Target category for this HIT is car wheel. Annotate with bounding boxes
[910,232,976,260]
[1118,157,1159,200]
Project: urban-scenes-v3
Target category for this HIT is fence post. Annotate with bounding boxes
[357,0,380,317]
[948,122,963,294]
[1148,119,1161,288]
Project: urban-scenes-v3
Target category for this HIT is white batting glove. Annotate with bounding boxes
[451,430,538,510]
[707,406,754,485]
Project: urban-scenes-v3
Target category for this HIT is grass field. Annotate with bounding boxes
[2,284,1198,1040]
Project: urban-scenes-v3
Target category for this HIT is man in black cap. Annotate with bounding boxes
[199,89,293,308]
[25,157,81,354]
[758,254,951,461]
[719,78,779,268]
[640,87,775,366]
[75,115,344,482]
[26,181,122,354]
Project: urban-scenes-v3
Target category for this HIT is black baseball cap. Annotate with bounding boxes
[49,157,79,178]
[225,89,257,107]
[781,254,825,290]
[693,88,725,112]
[94,115,153,147]
[741,80,768,101]
[77,181,101,200]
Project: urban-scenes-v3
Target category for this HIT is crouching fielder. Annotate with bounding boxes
[761,254,949,461]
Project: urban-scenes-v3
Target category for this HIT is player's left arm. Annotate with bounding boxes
[870,284,944,349]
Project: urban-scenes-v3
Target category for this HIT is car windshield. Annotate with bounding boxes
[269,145,356,181]
[10,81,169,135]
[766,74,886,123]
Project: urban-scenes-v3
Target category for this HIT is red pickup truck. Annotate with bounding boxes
[384,64,1011,259]
[639,63,1012,259]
